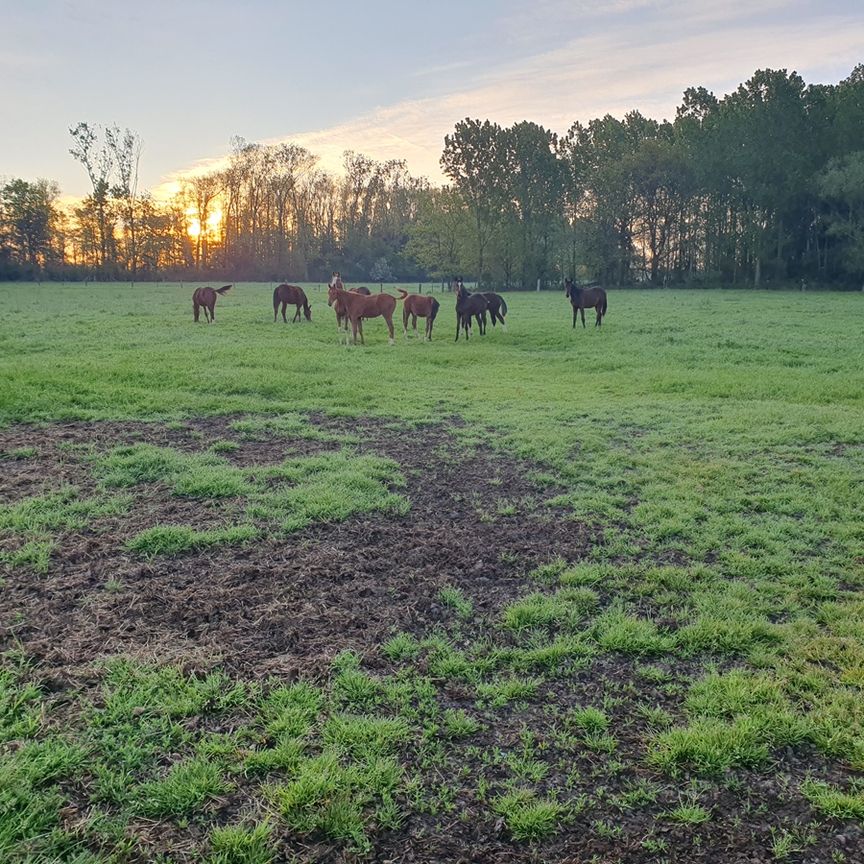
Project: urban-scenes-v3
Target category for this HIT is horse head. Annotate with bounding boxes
[327,282,339,307]
[564,278,573,298]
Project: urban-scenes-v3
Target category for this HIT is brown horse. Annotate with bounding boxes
[192,285,231,322]
[328,273,372,330]
[352,286,372,296]
[482,292,508,328]
[273,284,311,322]
[328,282,396,345]
[397,289,440,340]
[565,278,607,327]
[455,284,488,341]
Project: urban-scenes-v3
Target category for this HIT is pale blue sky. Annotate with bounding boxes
[2,0,861,197]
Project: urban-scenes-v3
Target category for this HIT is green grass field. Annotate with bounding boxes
[1,282,863,862]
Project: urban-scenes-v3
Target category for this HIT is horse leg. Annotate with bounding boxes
[358,318,365,346]
[193,301,200,322]
[595,305,601,327]
[403,306,409,338]
[455,312,461,342]
[580,307,586,328]
[386,313,395,346]
[412,313,418,335]
[572,305,577,329]
[292,305,300,323]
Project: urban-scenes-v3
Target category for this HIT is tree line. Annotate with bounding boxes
[2,65,863,288]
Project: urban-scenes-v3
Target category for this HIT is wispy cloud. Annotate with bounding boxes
[155,3,864,193]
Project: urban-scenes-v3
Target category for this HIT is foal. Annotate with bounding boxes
[398,290,440,340]
[273,284,311,322]
[482,292,508,328]
[192,285,231,323]
[328,283,396,345]
[455,284,489,341]
[564,278,608,327]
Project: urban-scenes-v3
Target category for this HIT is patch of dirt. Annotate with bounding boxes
[0,415,598,682]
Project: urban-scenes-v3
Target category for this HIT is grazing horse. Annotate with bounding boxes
[455,284,489,341]
[273,284,311,322]
[564,278,607,328]
[352,286,372,296]
[328,283,396,345]
[193,285,231,323]
[482,292,508,328]
[397,289,440,340]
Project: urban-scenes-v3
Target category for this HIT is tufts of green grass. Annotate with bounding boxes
[127,523,258,557]
[492,789,567,841]
[0,538,55,574]
[441,709,481,739]
[136,756,230,817]
[208,821,275,864]
[230,413,342,442]
[381,632,421,663]
[801,778,864,821]
[502,587,599,632]
[594,608,675,655]
[439,585,473,620]
[476,676,541,708]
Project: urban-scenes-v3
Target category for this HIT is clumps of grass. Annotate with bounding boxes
[247,451,408,534]
[208,821,275,864]
[503,587,598,632]
[567,706,609,734]
[95,443,251,498]
[476,676,541,708]
[209,439,242,454]
[666,797,712,824]
[0,538,55,574]
[323,714,410,758]
[498,635,594,674]
[381,632,421,663]
[331,652,381,711]
[439,585,473,620]
[801,778,864,821]
[127,523,258,557]
[268,751,401,853]
[230,414,341,442]
[647,716,773,775]
[492,789,567,841]
[136,756,230,817]
[593,608,675,655]
[0,486,131,534]
[441,709,481,739]
[0,446,37,460]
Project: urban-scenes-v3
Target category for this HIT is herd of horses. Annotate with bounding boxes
[192,274,607,342]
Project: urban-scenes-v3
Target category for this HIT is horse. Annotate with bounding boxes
[455,283,488,341]
[192,285,231,323]
[328,273,373,330]
[397,290,440,340]
[352,286,372,296]
[273,284,311,322]
[482,292,508,328]
[564,278,607,328]
[328,282,396,346]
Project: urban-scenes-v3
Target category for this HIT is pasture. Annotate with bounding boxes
[1,282,863,863]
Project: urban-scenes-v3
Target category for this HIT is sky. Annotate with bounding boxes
[2,0,862,199]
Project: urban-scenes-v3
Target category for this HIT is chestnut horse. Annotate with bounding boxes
[328,273,373,330]
[564,278,608,328]
[193,285,231,322]
[328,281,396,345]
[455,284,489,341]
[273,284,311,322]
[397,290,440,340]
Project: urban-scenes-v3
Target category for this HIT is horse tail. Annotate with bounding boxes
[601,292,608,317]
[430,298,440,321]
[216,285,232,295]
[397,289,408,300]
[499,296,508,317]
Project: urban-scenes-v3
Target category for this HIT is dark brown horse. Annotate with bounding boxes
[482,292,508,328]
[192,285,231,322]
[397,290,440,340]
[455,284,488,341]
[352,286,372,296]
[273,284,311,322]
[565,278,607,328]
[328,282,396,345]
